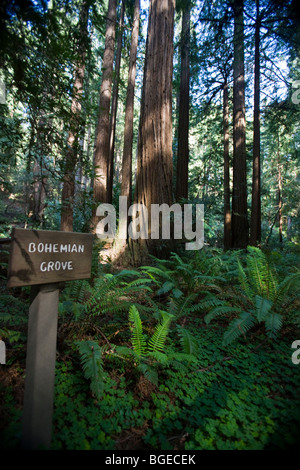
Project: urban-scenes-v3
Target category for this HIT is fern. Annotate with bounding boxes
[176,326,199,355]
[157,280,176,296]
[148,350,169,364]
[128,305,147,357]
[223,312,255,346]
[137,362,158,386]
[204,305,243,325]
[0,327,21,343]
[114,307,173,362]
[265,312,283,339]
[273,270,300,308]
[111,307,197,386]
[238,258,255,298]
[244,247,279,300]
[205,247,299,345]
[69,279,90,303]
[141,265,174,286]
[168,293,197,319]
[255,295,273,322]
[147,311,174,353]
[84,271,154,321]
[198,294,226,311]
[76,340,105,399]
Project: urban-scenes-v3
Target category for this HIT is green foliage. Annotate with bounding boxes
[222,312,255,346]
[114,306,175,386]
[147,310,174,354]
[76,340,105,399]
[84,271,154,319]
[1,248,300,451]
[176,325,199,355]
[128,304,147,357]
[0,293,28,347]
[205,246,300,345]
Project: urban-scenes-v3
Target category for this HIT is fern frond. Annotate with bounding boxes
[222,312,255,346]
[198,294,225,311]
[255,295,273,322]
[123,278,154,289]
[274,271,300,308]
[177,326,199,355]
[137,363,158,386]
[0,328,21,343]
[77,340,104,399]
[168,293,197,319]
[141,266,174,285]
[237,258,253,298]
[114,345,141,362]
[205,305,243,325]
[168,351,198,364]
[147,350,169,364]
[190,302,208,313]
[264,312,283,338]
[157,280,175,296]
[147,311,174,353]
[246,247,275,298]
[128,305,147,357]
[195,273,226,284]
[116,269,142,278]
[69,279,90,303]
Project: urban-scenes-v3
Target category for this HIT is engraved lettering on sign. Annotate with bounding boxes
[28,243,85,253]
[7,229,93,287]
[40,261,73,272]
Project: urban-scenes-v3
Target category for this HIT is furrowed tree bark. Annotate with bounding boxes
[92,0,117,230]
[131,0,175,263]
[223,80,231,250]
[277,135,283,246]
[250,0,261,246]
[60,0,89,232]
[107,0,125,204]
[120,0,140,211]
[175,1,190,202]
[231,0,249,248]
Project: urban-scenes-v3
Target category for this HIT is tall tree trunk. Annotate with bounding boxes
[231,0,249,248]
[92,0,117,229]
[250,0,261,246]
[60,0,89,232]
[120,0,140,210]
[107,0,125,204]
[131,0,175,263]
[175,2,190,202]
[223,80,231,250]
[277,137,283,246]
[32,158,42,223]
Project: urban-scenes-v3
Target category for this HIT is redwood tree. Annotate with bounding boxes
[250,0,261,246]
[131,0,175,262]
[175,0,190,202]
[120,0,140,210]
[223,79,231,250]
[107,0,125,204]
[60,0,89,232]
[231,0,249,248]
[92,0,117,229]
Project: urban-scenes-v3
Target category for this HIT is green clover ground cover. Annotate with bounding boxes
[1,324,299,450]
[1,247,300,450]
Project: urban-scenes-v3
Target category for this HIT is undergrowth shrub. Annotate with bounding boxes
[204,246,300,345]
[76,305,199,395]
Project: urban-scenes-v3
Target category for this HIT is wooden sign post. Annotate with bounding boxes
[7,228,93,450]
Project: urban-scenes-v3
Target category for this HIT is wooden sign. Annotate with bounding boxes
[7,228,93,288]
[6,228,94,449]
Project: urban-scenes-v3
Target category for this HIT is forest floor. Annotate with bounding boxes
[1,243,300,451]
